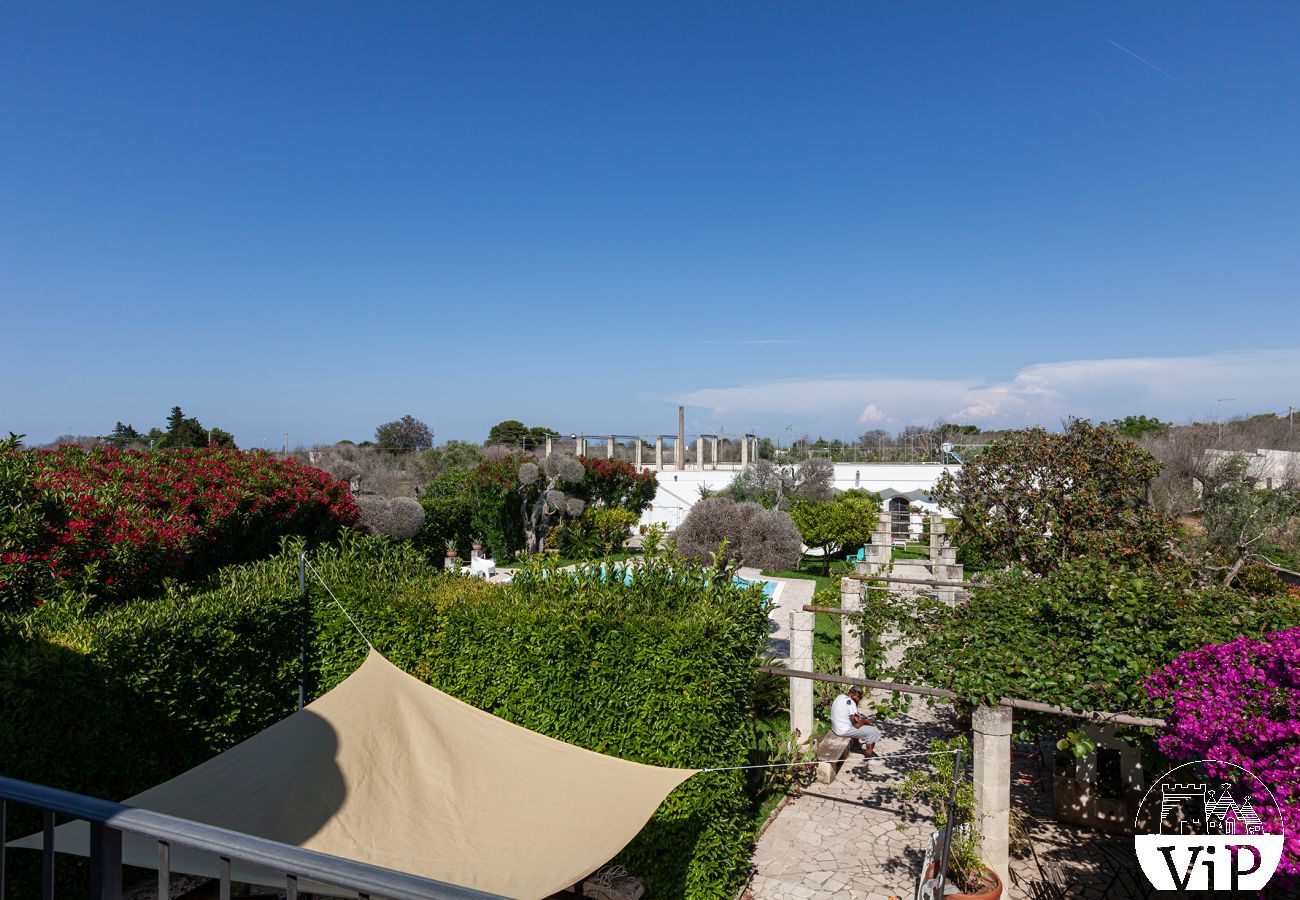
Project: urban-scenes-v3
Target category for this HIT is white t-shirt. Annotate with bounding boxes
[830,694,860,735]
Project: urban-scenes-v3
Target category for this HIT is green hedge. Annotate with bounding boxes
[1,537,769,898]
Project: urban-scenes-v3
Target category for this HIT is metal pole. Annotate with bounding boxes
[934,745,962,897]
[298,552,307,712]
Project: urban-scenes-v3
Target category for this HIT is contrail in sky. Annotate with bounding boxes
[1107,38,1212,102]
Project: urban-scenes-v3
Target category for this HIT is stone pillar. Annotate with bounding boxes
[695,436,705,471]
[741,435,750,468]
[675,437,682,470]
[576,436,586,457]
[635,440,643,469]
[839,577,864,680]
[856,512,893,577]
[655,437,663,470]
[607,436,615,459]
[544,435,553,458]
[710,436,719,470]
[936,546,963,606]
[972,705,1013,894]
[789,609,815,745]
[929,513,945,564]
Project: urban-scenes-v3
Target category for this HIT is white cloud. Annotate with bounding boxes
[673,349,1300,433]
[858,403,888,424]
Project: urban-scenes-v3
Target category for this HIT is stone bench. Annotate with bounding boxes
[815,733,853,784]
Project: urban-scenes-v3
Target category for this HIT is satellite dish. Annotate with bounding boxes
[940,442,954,454]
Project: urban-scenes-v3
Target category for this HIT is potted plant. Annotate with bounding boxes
[471,538,483,558]
[897,735,1003,899]
[444,539,458,566]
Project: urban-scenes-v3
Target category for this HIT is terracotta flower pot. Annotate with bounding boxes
[924,863,1002,900]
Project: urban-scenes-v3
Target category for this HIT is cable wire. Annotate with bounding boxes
[303,556,374,649]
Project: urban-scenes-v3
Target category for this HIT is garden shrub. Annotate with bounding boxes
[575,456,657,515]
[0,445,357,610]
[1,537,768,899]
[677,497,802,571]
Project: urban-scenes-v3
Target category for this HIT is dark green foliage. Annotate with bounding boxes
[932,419,1176,574]
[374,415,434,453]
[105,422,142,448]
[486,420,557,448]
[1,537,767,898]
[416,468,478,556]
[893,557,1300,716]
[160,405,228,449]
[1106,414,1170,440]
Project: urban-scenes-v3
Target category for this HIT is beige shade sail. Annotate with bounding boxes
[11,650,697,898]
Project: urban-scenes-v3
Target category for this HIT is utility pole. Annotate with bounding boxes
[678,405,686,471]
[1216,398,1236,442]
[283,432,289,457]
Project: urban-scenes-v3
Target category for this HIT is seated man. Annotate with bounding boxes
[830,687,880,757]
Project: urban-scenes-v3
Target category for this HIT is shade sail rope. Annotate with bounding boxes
[303,556,374,649]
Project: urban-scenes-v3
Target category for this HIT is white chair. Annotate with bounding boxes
[468,556,497,579]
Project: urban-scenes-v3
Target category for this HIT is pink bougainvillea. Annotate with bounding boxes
[0,446,358,608]
[1147,627,1300,874]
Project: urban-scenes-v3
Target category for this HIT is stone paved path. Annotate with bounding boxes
[750,562,953,899]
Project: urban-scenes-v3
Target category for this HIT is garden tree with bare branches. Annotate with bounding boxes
[932,419,1176,574]
[675,497,802,571]
[728,457,835,508]
[517,455,586,554]
[374,415,434,452]
[789,490,881,574]
[1197,453,1300,586]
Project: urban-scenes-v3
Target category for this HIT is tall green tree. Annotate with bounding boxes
[789,491,880,574]
[106,422,142,448]
[374,415,434,452]
[486,420,530,445]
[932,419,1175,573]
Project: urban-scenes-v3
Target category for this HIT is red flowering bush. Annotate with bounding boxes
[0,442,357,609]
[1147,627,1300,874]
[575,456,657,515]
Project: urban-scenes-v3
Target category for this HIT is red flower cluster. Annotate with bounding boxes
[0,447,358,608]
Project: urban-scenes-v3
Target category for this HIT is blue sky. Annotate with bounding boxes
[3,2,1298,447]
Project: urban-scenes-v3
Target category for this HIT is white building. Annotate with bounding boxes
[641,462,958,532]
[1202,449,1300,490]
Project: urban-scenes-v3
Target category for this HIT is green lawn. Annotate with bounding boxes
[763,557,842,664]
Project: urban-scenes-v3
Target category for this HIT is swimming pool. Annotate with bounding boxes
[575,565,782,604]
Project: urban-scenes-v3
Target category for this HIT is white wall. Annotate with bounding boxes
[640,463,959,531]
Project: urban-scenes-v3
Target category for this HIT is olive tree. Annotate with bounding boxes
[517,455,587,554]
[676,497,802,571]
[1199,453,1300,586]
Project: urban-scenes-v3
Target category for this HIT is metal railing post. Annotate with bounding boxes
[41,810,53,900]
[934,745,962,897]
[88,822,122,900]
[1,798,6,900]
[158,841,170,900]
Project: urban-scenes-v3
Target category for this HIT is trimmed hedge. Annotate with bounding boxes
[1,536,769,898]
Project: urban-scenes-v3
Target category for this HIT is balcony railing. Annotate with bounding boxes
[0,775,504,900]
